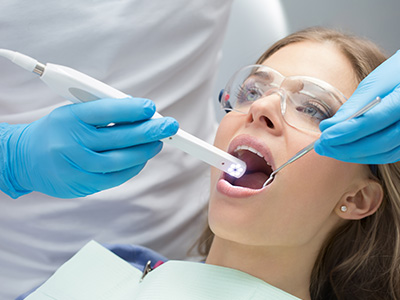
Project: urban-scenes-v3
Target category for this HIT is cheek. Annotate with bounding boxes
[260,157,359,246]
[268,141,360,227]
[281,131,356,200]
[287,151,359,204]
[213,114,238,150]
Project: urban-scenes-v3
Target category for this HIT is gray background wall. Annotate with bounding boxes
[282,0,399,56]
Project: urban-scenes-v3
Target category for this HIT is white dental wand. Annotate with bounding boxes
[0,49,246,178]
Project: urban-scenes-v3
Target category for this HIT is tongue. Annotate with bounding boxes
[232,172,269,189]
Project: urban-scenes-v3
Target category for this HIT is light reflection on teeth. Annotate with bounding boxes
[234,145,263,157]
[234,145,272,167]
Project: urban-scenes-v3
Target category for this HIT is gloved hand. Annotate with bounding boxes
[314,50,400,164]
[0,97,179,199]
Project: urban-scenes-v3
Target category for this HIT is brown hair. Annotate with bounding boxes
[194,27,400,299]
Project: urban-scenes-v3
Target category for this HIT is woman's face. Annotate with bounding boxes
[209,41,368,248]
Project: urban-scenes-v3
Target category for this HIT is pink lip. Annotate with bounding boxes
[216,134,276,198]
[216,178,268,198]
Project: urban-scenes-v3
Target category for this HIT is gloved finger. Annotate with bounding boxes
[81,117,179,151]
[320,50,400,131]
[69,97,156,126]
[67,141,163,173]
[356,146,400,164]
[315,119,400,163]
[318,85,400,147]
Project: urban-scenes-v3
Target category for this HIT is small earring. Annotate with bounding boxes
[340,205,348,212]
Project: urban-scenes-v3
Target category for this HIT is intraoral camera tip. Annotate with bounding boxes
[227,163,245,178]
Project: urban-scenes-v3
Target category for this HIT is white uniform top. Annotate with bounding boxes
[0,0,287,298]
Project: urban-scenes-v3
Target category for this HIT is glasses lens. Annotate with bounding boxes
[221,65,282,113]
[221,65,346,133]
[281,77,345,132]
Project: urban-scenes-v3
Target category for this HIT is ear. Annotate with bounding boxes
[336,179,383,220]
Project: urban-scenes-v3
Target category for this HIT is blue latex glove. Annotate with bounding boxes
[315,50,400,164]
[0,97,178,199]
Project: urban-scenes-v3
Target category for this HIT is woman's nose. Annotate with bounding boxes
[244,90,285,135]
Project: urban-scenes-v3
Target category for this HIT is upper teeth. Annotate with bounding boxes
[234,145,271,166]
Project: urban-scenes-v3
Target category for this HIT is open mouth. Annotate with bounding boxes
[224,145,274,190]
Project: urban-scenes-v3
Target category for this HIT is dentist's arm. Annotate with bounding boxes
[314,50,400,164]
[0,97,178,199]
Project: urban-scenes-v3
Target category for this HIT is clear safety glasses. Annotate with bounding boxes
[219,65,347,132]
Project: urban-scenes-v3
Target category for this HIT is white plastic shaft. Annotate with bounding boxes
[0,49,39,73]
[0,49,246,178]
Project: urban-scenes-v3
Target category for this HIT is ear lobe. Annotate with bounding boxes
[338,180,383,220]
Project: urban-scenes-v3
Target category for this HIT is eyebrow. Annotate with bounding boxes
[247,72,280,88]
[300,90,331,105]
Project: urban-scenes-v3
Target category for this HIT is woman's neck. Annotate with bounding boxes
[205,237,319,300]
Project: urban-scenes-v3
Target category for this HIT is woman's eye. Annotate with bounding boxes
[237,85,263,103]
[296,100,331,121]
